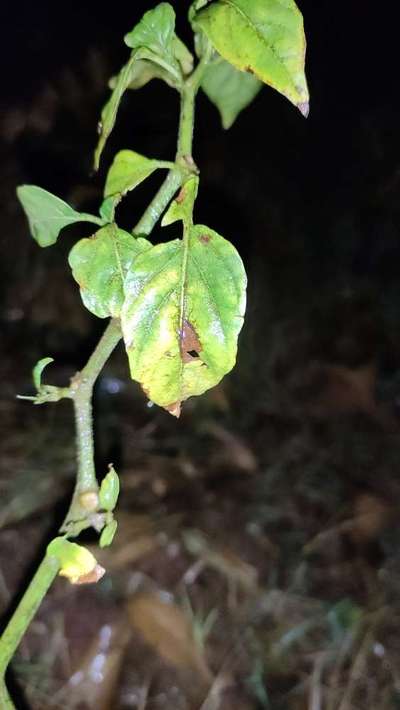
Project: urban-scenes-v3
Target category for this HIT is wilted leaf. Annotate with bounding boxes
[69,225,152,318]
[104,149,171,200]
[121,225,246,415]
[201,57,262,129]
[94,55,137,171]
[17,185,102,247]
[194,0,309,116]
[128,593,212,680]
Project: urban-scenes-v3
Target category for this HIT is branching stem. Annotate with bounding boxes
[0,45,211,708]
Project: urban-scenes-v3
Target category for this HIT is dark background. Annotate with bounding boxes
[2,2,400,708]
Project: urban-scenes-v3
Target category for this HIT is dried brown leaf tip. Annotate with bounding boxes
[165,401,181,418]
[180,319,202,364]
[72,564,106,585]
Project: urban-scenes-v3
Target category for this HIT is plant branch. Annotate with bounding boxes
[0,40,212,709]
[0,554,60,706]
[61,317,122,531]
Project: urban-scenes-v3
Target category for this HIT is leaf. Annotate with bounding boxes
[201,57,262,128]
[32,357,54,390]
[194,0,309,116]
[94,55,137,171]
[108,58,175,91]
[99,465,120,512]
[69,225,152,318]
[161,176,199,227]
[124,4,191,83]
[99,196,118,223]
[104,149,171,200]
[124,3,176,55]
[128,593,212,681]
[17,185,102,247]
[121,224,246,416]
[173,36,194,76]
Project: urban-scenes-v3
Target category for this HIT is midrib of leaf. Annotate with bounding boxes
[221,0,298,90]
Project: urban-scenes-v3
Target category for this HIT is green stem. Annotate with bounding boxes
[61,317,122,529]
[134,168,182,236]
[0,554,60,706]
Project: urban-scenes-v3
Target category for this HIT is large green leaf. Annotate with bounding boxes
[121,225,246,416]
[194,0,309,116]
[69,225,152,318]
[104,150,172,200]
[17,185,102,247]
[201,57,262,129]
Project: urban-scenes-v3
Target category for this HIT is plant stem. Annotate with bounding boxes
[0,48,213,708]
[62,317,122,529]
[0,554,60,707]
[134,168,182,235]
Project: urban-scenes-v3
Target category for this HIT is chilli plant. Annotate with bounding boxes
[0,1,309,706]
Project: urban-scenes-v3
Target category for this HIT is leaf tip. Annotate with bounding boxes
[165,401,181,418]
[298,101,310,118]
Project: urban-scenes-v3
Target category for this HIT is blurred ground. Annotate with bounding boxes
[2,1,400,708]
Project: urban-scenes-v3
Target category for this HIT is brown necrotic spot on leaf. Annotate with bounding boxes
[180,319,202,363]
[199,233,211,244]
[176,187,186,204]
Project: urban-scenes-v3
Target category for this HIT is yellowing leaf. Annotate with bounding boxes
[69,225,152,319]
[121,225,246,416]
[194,0,309,116]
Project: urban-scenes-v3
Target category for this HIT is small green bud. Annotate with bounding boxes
[99,465,120,512]
[99,519,118,548]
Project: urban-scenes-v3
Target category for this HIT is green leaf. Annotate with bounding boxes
[104,149,172,200]
[100,520,118,548]
[124,3,176,55]
[99,466,120,512]
[108,57,176,92]
[194,0,309,116]
[69,225,152,318]
[121,225,247,416]
[32,357,54,390]
[173,37,194,76]
[201,57,262,129]
[17,185,103,247]
[99,196,118,223]
[161,176,199,227]
[94,55,137,171]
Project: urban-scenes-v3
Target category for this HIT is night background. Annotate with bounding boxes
[1,1,400,708]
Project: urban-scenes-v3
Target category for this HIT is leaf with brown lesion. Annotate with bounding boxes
[121,224,247,416]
